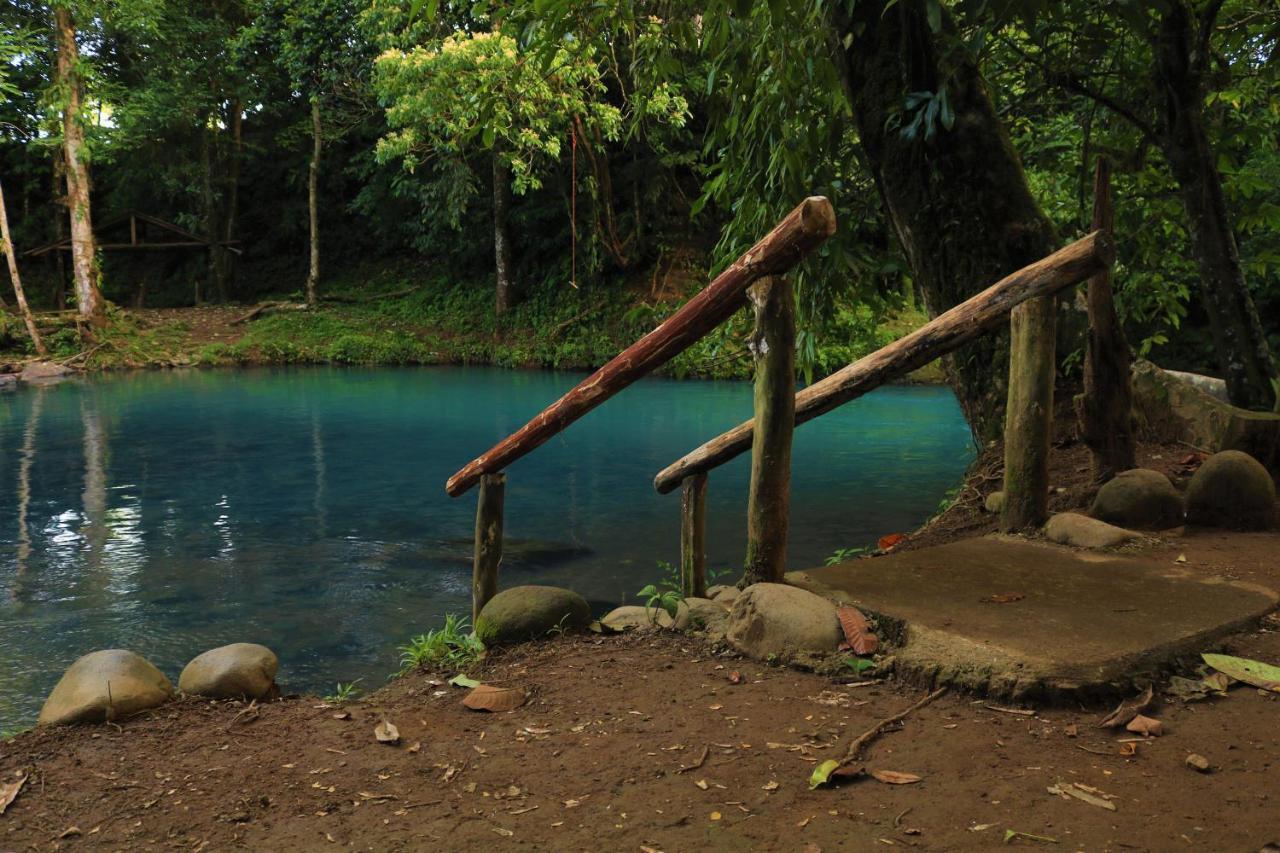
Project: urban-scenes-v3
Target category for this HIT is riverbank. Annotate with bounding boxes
[0,265,945,383]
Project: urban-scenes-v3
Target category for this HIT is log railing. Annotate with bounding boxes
[653,230,1115,494]
[446,197,837,615]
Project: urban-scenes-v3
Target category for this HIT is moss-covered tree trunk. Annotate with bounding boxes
[492,154,514,317]
[305,99,322,309]
[826,0,1059,442]
[1153,1,1277,411]
[55,5,103,326]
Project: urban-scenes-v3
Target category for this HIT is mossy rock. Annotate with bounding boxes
[1090,468,1183,530]
[475,585,592,646]
[1185,450,1276,530]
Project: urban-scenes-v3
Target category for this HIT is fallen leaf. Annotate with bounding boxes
[1064,724,1078,738]
[878,533,906,551]
[1004,829,1058,844]
[0,773,26,815]
[728,671,743,685]
[709,811,722,821]
[871,770,922,785]
[463,685,526,713]
[1175,554,1188,564]
[762,780,779,791]
[58,826,81,839]
[1185,753,1211,772]
[1048,782,1117,811]
[408,742,421,754]
[374,720,400,744]
[332,711,350,720]
[970,823,997,832]
[836,606,879,655]
[1098,685,1154,728]
[1125,715,1163,737]
[694,779,708,790]
[1202,672,1232,693]
[491,826,513,837]
[982,592,1026,604]
[1118,742,1138,756]
[1201,653,1280,693]
[449,674,482,688]
[708,704,723,711]
[809,760,841,790]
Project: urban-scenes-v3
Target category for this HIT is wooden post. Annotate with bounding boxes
[1076,157,1135,484]
[472,472,505,623]
[743,276,795,585]
[655,231,1115,493]
[1001,294,1056,531]
[680,473,708,598]
[446,197,836,497]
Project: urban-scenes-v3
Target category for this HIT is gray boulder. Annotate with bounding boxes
[601,601,690,631]
[1044,512,1139,549]
[475,585,592,645]
[984,491,1006,514]
[707,585,740,606]
[1090,468,1183,530]
[39,649,174,726]
[179,643,279,700]
[1130,360,1280,472]
[19,361,71,385]
[1185,450,1276,530]
[684,597,731,635]
[0,373,16,390]
[726,583,841,663]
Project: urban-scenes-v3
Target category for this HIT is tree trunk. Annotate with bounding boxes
[55,5,104,326]
[1077,157,1136,483]
[680,473,708,598]
[826,0,1059,441]
[305,98,321,309]
[743,276,795,585]
[0,178,47,356]
[52,154,66,310]
[492,154,514,316]
[200,125,219,305]
[1153,1,1277,411]
[221,101,243,297]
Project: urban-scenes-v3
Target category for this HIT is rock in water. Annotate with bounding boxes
[475,585,592,645]
[601,602,690,631]
[1044,513,1140,549]
[1185,450,1277,530]
[39,649,173,726]
[19,361,71,385]
[726,583,841,663]
[1090,468,1184,530]
[179,643,279,700]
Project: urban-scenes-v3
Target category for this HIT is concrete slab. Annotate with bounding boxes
[787,537,1278,702]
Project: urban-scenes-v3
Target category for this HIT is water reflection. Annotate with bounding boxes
[0,367,975,730]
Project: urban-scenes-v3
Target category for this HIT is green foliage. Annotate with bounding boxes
[397,613,485,676]
[637,560,685,619]
[324,679,362,703]
[825,545,869,566]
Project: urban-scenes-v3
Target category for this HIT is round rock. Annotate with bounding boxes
[1044,512,1139,549]
[1185,450,1276,529]
[179,643,279,700]
[726,583,841,663]
[1090,468,1184,530]
[984,491,1006,514]
[601,601,690,631]
[38,649,173,726]
[475,585,592,646]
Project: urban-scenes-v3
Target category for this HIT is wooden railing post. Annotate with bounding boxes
[743,276,795,585]
[472,472,505,622]
[680,472,708,598]
[1001,296,1055,531]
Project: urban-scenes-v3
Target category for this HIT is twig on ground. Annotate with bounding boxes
[840,687,947,765]
[677,745,709,773]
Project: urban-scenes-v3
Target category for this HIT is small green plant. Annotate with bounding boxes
[325,679,363,703]
[398,614,485,676]
[843,657,876,674]
[638,560,685,618]
[930,485,963,520]
[546,613,573,637]
[825,545,870,566]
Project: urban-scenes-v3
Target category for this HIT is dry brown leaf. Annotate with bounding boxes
[982,592,1026,604]
[1119,742,1138,756]
[836,606,879,655]
[1048,782,1117,811]
[871,770,922,785]
[0,773,26,815]
[1125,714,1163,737]
[1064,724,1078,738]
[878,533,906,551]
[1098,685,1154,728]
[374,720,400,744]
[1185,753,1210,772]
[463,685,526,713]
[728,671,743,685]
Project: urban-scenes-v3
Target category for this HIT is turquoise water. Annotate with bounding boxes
[0,367,973,729]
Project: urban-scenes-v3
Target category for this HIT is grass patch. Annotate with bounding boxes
[397,614,485,677]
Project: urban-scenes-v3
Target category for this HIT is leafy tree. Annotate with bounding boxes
[372,28,626,314]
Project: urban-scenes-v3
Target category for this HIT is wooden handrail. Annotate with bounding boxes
[653,230,1115,493]
[445,196,837,497]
